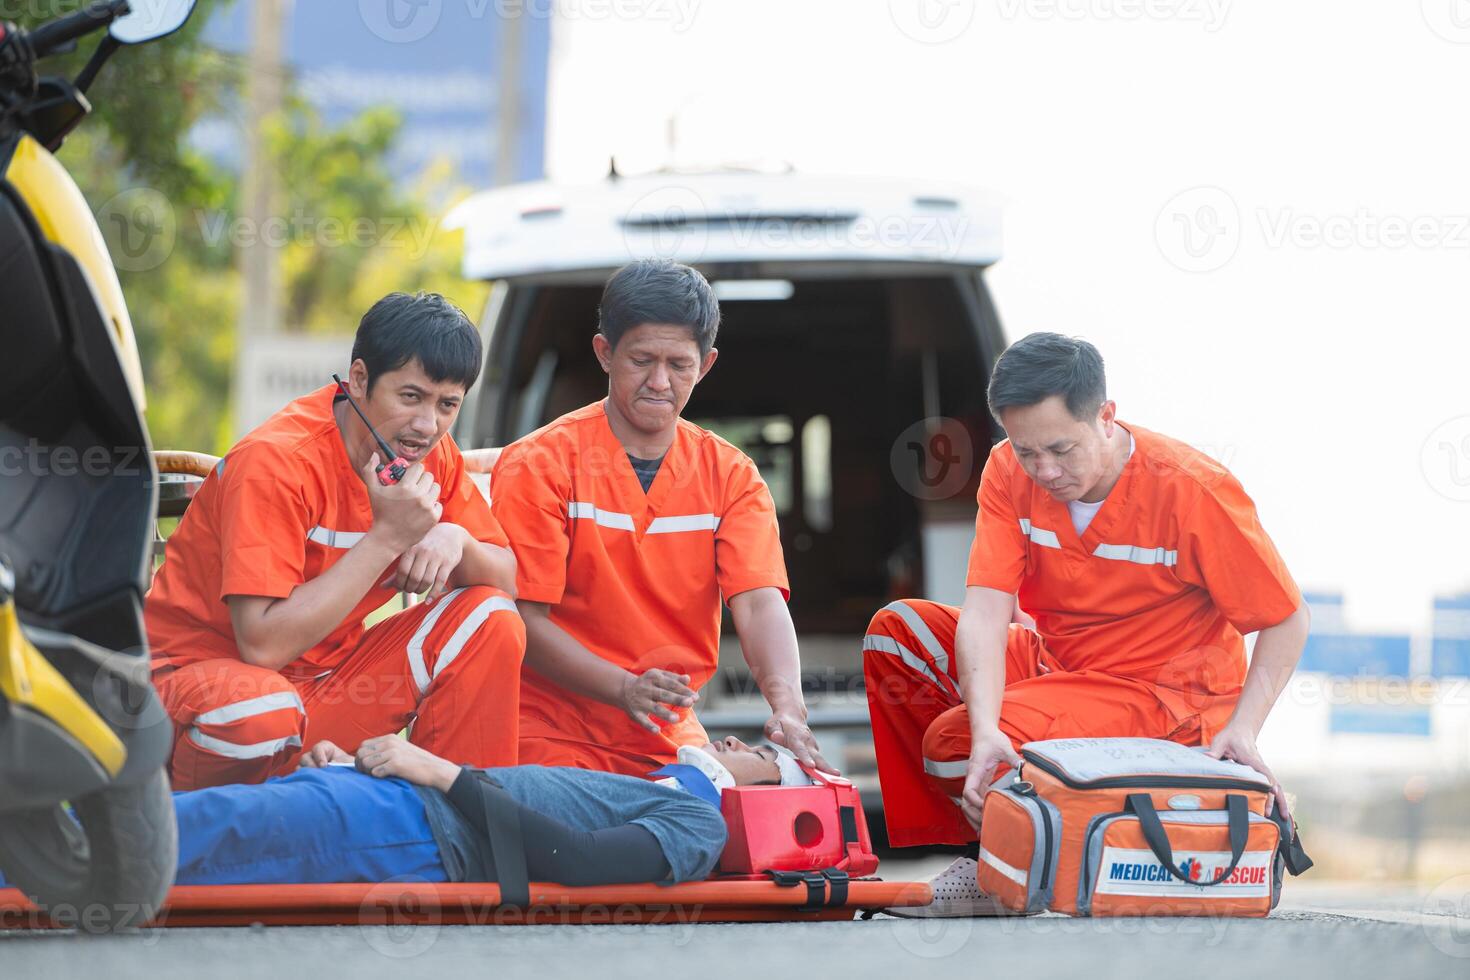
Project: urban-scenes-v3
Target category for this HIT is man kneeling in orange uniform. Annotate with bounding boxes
[147,293,524,789]
[864,333,1309,916]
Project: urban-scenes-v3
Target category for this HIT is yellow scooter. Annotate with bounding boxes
[1,0,198,929]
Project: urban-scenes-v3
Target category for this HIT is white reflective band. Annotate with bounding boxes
[194,690,304,727]
[307,526,367,548]
[1092,542,1178,567]
[187,728,301,760]
[881,600,952,675]
[647,514,721,534]
[428,595,520,691]
[979,846,1029,887]
[568,502,635,531]
[1018,518,1061,550]
[863,634,954,695]
[407,587,467,697]
[922,756,969,779]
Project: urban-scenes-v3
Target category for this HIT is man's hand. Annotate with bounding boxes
[765,711,838,775]
[362,456,442,554]
[355,734,461,792]
[385,522,467,595]
[620,668,698,733]
[300,740,352,767]
[1206,722,1290,821]
[959,727,1022,830]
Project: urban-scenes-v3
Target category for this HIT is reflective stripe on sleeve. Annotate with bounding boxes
[307,526,367,548]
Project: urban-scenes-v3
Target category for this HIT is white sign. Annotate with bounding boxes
[1094,847,1273,898]
[234,334,355,437]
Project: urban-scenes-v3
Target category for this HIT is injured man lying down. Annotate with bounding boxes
[173,734,816,887]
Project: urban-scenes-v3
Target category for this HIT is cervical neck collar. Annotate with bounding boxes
[676,745,736,794]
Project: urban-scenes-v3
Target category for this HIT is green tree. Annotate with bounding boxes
[16,2,490,454]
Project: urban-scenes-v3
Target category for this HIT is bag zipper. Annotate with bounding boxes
[1021,750,1269,793]
[1010,782,1054,893]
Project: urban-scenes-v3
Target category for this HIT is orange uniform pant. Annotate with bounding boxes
[863,599,1215,848]
[154,586,525,790]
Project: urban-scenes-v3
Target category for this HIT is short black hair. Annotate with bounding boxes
[987,332,1107,421]
[598,259,720,356]
[352,292,482,393]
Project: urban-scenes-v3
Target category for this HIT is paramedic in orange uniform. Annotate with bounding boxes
[491,259,833,777]
[864,333,1309,916]
[147,293,525,790]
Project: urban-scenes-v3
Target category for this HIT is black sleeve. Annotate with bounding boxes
[446,769,672,886]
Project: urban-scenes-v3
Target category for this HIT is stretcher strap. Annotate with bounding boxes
[765,870,828,912]
[762,868,853,910]
[821,868,850,906]
[1125,793,1249,887]
[477,774,531,907]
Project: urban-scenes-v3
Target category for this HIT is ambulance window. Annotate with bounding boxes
[694,415,795,514]
[802,414,832,533]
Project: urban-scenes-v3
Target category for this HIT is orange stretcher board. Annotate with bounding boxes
[0,879,932,928]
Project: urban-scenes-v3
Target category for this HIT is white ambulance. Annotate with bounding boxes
[448,170,1008,796]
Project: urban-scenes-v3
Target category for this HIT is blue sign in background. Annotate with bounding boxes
[201,0,549,185]
[1299,633,1413,678]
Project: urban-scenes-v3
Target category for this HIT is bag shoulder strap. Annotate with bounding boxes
[1125,792,1249,887]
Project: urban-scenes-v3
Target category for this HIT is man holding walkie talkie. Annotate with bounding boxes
[147,292,525,790]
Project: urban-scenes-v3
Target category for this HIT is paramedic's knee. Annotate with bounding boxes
[863,599,955,713]
[429,586,526,677]
[171,666,306,789]
[866,598,949,641]
[920,705,971,795]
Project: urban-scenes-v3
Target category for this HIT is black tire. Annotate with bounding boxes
[0,767,177,931]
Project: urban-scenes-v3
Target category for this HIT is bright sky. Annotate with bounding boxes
[542,0,1470,634]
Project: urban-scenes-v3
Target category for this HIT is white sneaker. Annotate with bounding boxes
[883,856,1015,918]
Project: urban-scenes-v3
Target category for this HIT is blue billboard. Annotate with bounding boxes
[1432,593,1470,678]
[200,1,550,185]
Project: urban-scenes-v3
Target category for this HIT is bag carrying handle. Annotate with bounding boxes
[1125,792,1249,887]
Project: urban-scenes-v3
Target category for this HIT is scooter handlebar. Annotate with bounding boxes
[25,0,129,58]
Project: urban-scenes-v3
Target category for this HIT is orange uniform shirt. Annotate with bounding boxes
[491,401,789,773]
[967,421,1301,718]
[146,384,507,683]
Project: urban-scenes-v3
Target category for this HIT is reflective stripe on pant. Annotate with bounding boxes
[156,585,525,790]
[862,598,1203,848]
[156,661,308,790]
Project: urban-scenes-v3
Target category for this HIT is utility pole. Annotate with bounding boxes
[234,0,288,438]
[240,0,287,336]
[494,8,524,186]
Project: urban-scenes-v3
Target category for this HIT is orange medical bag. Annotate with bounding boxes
[977,738,1312,917]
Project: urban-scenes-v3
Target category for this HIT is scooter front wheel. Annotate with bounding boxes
[0,766,177,931]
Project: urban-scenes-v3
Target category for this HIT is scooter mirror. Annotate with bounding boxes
[109,0,198,45]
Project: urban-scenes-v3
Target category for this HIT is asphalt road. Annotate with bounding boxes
[5,878,1468,979]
